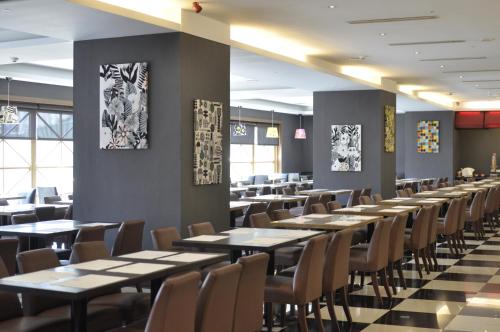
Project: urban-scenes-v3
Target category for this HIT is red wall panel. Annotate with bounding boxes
[455,111,484,129]
[484,111,500,128]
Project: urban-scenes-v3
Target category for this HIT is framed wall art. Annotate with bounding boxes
[417,120,439,153]
[331,124,361,172]
[384,105,395,152]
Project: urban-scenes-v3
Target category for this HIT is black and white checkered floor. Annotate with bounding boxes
[263,226,500,332]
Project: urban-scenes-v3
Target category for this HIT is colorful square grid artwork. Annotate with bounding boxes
[417,120,439,153]
[193,99,223,185]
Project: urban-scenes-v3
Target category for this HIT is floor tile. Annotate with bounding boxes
[487,275,500,283]
[463,240,485,245]
[408,258,458,266]
[308,305,388,323]
[410,289,469,302]
[373,310,453,329]
[423,280,484,292]
[445,265,499,275]
[361,324,441,332]
[392,298,465,315]
[436,247,472,255]
[475,244,500,250]
[480,283,500,293]
[444,315,500,332]
[459,304,500,318]
[350,286,419,299]
[435,272,492,283]
[395,269,441,280]
[471,249,500,255]
[454,259,500,268]
[462,254,500,262]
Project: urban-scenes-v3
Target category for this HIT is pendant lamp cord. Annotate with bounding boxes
[6,77,11,107]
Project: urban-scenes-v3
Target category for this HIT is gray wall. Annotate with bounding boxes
[396,113,405,178]
[229,107,313,173]
[74,32,230,248]
[0,78,72,104]
[457,128,500,173]
[401,111,456,181]
[313,90,396,198]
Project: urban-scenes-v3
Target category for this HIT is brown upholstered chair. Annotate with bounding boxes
[372,193,383,204]
[229,192,240,201]
[233,253,269,332]
[359,195,374,205]
[404,206,432,278]
[437,199,460,257]
[111,220,145,256]
[35,206,55,221]
[425,205,440,270]
[188,222,216,236]
[16,248,123,331]
[396,189,408,198]
[44,195,61,204]
[74,226,105,243]
[327,201,342,213]
[360,188,372,197]
[349,220,392,305]
[63,204,73,219]
[323,229,353,330]
[0,257,70,331]
[195,264,242,332]
[0,238,18,276]
[484,187,498,231]
[151,227,181,250]
[0,198,8,206]
[301,195,320,216]
[387,214,409,293]
[11,213,39,252]
[266,201,284,218]
[455,196,468,252]
[466,191,484,240]
[272,209,293,221]
[238,203,267,227]
[249,212,271,228]
[319,193,332,207]
[265,235,329,332]
[310,203,328,214]
[67,242,150,323]
[347,189,362,207]
[404,188,414,196]
[283,187,295,195]
[244,191,256,197]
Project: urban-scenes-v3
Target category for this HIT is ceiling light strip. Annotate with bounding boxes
[348,16,438,24]
[420,57,487,61]
[389,40,465,46]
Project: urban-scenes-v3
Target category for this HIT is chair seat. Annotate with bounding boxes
[436,222,445,234]
[349,249,369,272]
[89,292,150,323]
[277,265,296,278]
[0,315,69,332]
[37,303,122,332]
[264,275,294,304]
[351,229,367,245]
[275,246,302,267]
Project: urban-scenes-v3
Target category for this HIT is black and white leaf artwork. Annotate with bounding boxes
[331,124,361,172]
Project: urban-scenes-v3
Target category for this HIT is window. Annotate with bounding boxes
[230,123,280,181]
[0,103,73,195]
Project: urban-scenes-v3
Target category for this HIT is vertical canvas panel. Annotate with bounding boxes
[384,105,395,152]
[99,62,149,149]
[417,120,439,153]
[331,124,361,172]
[193,99,223,185]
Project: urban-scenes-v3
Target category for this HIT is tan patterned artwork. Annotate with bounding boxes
[384,105,395,152]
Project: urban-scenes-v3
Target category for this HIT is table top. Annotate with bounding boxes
[437,186,485,193]
[379,197,448,206]
[0,250,227,301]
[297,189,352,196]
[53,200,73,205]
[333,204,419,217]
[241,195,308,203]
[230,187,247,193]
[0,203,69,216]
[270,213,381,230]
[412,191,470,199]
[229,201,254,211]
[173,228,323,251]
[457,183,499,188]
[0,219,119,238]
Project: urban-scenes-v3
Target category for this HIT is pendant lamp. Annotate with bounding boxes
[266,109,279,138]
[232,106,247,136]
[0,77,19,124]
[294,115,306,139]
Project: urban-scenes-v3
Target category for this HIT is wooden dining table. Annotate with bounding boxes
[412,191,470,199]
[0,203,69,217]
[0,250,227,332]
[241,194,308,203]
[297,189,352,197]
[332,204,419,217]
[379,197,449,207]
[270,213,381,231]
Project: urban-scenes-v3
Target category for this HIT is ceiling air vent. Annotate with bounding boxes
[348,15,438,24]
[443,69,500,73]
[389,40,465,46]
[420,57,487,62]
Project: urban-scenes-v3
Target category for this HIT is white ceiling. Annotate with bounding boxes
[0,0,452,113]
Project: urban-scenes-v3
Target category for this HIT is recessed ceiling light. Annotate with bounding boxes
[475,84,480,87]
[379,32,386,37]
[328,4,336,9]
[440,64,445,68]
[1,8,11,15]
[459,75,464,79]
[415,51,420,55]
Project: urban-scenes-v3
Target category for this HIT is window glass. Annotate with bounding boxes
[2,111,30,138]
[230,144,253,162]
[255,145,275,162]
[37,112,60,139]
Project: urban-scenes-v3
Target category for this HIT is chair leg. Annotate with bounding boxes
[280,304,286,326]
[460,230,467,250]
[379,268,393,304]
[387,262,397,294]
[430,243,439,269]
[451,234,460,257]
[297,304,308,332]
[424,246,433,271]
[340,286,352,323]
[420,248,430,274]
[349,270,355,292]
[370,272,382,306]
[326,291,340,332]
[265,302,273,331]
[360,271,365,287]
[413,249,423,279]
[445,235,455,256]
[396,260,407,289]
[312,299,325,332]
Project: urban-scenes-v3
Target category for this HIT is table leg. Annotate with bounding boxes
[71,299,87,332]
[230,250,242,263]
[230,211,236,228]
[150,278,162,306]
[267,250,275,275]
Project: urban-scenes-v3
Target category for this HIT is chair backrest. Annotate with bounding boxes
[457,196,467,231]
[111,220,145,256]
[74,226,105,243]
[359,195,374,205]
[485,187,497,213]
[196,264,242,332]
[293,235,328,304]
[35,206,55,221]
[151,227,181,250]
[372,193,383,203]
[44,195,61,204]
[11,213,38,225]
[319,193,332,207]
[266,201,284,217]
[260,186,271,195]
[409,206,432,249]
[283,187,295,195]
[37,186,57,204]
[244,191,256,197]
[145,271,201,332]
[242,203,267,227]
[17,248,66,315]
[249,212,271,228]
[347,189,362,207]
[233,253,269,332]
[24,188,36,204]
[442,199,460,235]
[64,204,73,219]
[396,189,408,198]
[0,238,19,275]
[366,220,392,271]
[360,188,372,197]
[70,241,110,264]
[302,196,320,216]
[0,257,23,321]
[188,222,216,236]
[327,201,342,213]
[0,198,8,206]
[469,190,483,221]
[388,214,409,263]
[420,185,429,192]
[311,203,328,214]
[230,192,240,201]
[427,205,440,245]
[404,188,414,196]
[323,229,353,292]
[272,209,293,221]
